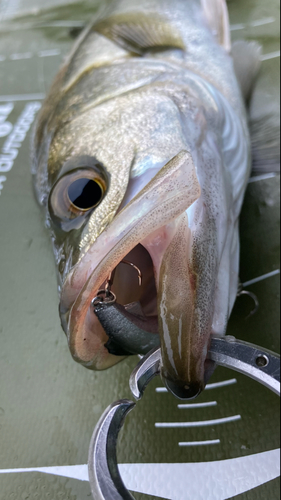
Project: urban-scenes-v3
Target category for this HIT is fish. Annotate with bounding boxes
[32,0,263,399]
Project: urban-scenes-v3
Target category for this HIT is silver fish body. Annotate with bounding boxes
[32,0,252,399]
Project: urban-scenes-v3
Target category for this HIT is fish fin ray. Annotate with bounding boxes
[93,13,185,55]
[250,115,280,174]
[201,0,231,52]
[232,41,262,102]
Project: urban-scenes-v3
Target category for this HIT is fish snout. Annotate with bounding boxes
[162,373,204,400]
[159,341,216,400]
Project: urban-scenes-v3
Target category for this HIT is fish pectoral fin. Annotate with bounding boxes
[201,0,231,52]
[232,41,262,102]
[93,12,185,55]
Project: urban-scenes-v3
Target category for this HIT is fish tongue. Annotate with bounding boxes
[124,301,145,317]
[144,214,205,400]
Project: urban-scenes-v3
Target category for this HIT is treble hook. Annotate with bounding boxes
[104,268,117,297]
[237,282,259,319]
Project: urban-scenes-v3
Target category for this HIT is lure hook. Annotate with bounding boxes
[92,260,142,308]
[121,260,142,286]
[105,260,142,296]
[237,283,259,319]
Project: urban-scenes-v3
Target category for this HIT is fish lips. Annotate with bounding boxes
[162,361,217,400]
[161,342,217,400]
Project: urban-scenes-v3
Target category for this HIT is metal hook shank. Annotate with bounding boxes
[105,260,142,296]
[237,289,259,319]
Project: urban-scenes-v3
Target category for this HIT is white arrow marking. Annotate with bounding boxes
[156,378,237,393]
[38,49,61,57]
[0,450,279,500]
[243,269,280,287]
[178,439,220,447]
[120,449,280,499]
[178,401,217,409]
[261,50,280,61]
[155,414,241,428]
[10,52,32,60]
[230,17,275,31]
[0,93,45,102]
[248,173,277,183]
[0,465,89,482]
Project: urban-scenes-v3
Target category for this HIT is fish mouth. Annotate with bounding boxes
[60,150,214,398]
[91,243,160,357]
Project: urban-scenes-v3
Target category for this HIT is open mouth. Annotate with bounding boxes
[93,244,160,357]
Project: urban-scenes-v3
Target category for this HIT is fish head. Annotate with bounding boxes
[36,89,230,397]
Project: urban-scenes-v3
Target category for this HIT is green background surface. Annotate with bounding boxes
[0,1,280,499]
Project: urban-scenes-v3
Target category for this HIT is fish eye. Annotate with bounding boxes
[48,167,107,225]
[67,177,103,211]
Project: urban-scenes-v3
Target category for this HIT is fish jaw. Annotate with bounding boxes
[59,150,201,370]
[142,211,215,400]
[158,218,213,400]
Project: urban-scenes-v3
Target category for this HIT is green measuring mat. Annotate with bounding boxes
[0,1,280,499]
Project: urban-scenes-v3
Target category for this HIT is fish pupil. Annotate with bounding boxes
[68,178,102,210]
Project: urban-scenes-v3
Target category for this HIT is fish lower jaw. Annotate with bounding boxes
[163,378,203,400]
[160,355,215,400]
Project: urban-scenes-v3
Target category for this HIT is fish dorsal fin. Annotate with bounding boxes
[201,0,231,52]
[93,12,185,55]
